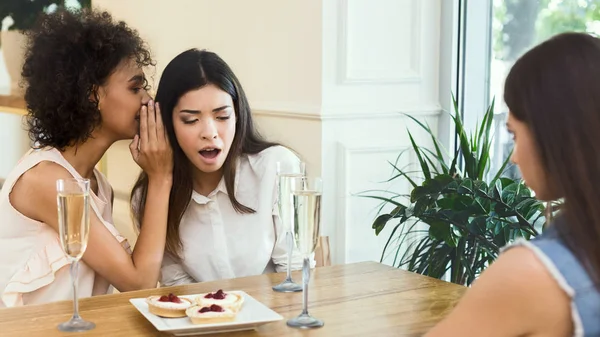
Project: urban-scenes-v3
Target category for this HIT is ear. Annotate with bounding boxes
[90,85,103,108]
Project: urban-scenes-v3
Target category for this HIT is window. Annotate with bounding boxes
[460,0,600,180]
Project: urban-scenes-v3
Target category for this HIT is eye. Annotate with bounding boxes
[131,79,150,94]
[217,116,230,121]
[183,119,198,125]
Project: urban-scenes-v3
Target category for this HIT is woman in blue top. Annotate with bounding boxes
[426,32,600,336]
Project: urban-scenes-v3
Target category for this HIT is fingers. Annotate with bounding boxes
[129,134,140,159]
[155,102,165,140]
[139,105,148,152]
[147,100,158,145]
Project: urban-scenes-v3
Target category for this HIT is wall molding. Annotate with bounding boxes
[253,110,322,121]
[253,105,442,121]
[334,143,413,265]
[250,101,321,115]
[337,0,423,85]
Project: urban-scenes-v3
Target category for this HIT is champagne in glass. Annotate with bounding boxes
[56,178,95,332]
[293,190,321,256]
[273,161,305,293]
[287,177,324,329]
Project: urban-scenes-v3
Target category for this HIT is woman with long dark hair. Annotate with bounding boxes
[426,32,600,336]
[131,49,303,285]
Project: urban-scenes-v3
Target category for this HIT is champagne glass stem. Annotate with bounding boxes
[301,256,310,315]
[71,261,81,319]
[285,232,293,280]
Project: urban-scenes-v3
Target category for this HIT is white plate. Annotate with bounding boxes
[129,291,283,336]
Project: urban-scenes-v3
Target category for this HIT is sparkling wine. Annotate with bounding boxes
[292,190,322,256]
[57,192,90,260]
[278,173,304,231]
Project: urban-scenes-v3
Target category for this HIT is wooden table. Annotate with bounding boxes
[0,262,465,336]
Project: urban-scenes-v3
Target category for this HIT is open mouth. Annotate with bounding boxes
[199,149,221,159]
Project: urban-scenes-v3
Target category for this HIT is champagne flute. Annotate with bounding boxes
[273,161,305,293]
[287,176,324,329]
[56,178,95,332]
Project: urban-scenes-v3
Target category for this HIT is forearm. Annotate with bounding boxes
[130,176,172,288]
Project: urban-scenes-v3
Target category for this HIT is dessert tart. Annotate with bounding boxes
[194,289,244,312]
[186,304,237,324]
[146,293,193,318]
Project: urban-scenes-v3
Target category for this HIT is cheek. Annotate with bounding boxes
[101,94,138,122]
[221,120,236,143]
[174,125,196,152]
[514,140,532,174]
[514,138,548,193]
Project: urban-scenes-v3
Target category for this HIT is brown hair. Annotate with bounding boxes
[504,32,600,286]
[130,49,278,259]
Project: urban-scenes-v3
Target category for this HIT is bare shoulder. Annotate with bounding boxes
[10,161,73,223]
[425,245,572,337]
[477,246,572,334]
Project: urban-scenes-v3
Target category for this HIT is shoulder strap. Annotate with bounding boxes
[0,148,82,198]
[529,218,598,335]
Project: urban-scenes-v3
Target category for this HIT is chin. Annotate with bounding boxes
[117,124,139,140]
[191,160,225,174]
[524,178,558,201]
[534,191,561,202]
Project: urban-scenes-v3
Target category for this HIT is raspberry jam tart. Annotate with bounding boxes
[146,293,193,318]
[185,304,237,324]
[194,289,244,312]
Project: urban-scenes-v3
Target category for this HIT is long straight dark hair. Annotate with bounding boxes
[504,32,600,287]
[131,49,278,258]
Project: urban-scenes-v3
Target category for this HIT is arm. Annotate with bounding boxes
[13,102,173,292]
[159,253,196,287]
[424,246,572,337]
[12,163,171,291]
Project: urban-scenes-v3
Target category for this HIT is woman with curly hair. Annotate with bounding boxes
[0,9,172,307]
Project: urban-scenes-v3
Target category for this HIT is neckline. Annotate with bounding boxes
[49,147,107,203]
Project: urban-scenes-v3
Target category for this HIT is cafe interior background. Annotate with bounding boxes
[1,0,599,283]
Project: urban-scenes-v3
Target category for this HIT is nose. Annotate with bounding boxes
[141,91,151,106]
[510,148,517,165]
[200,119,218,140]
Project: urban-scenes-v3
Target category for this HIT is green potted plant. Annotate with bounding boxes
[362,96,550,286]
[0,0,91,95]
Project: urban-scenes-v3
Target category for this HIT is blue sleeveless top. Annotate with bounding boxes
[505,216,600,336]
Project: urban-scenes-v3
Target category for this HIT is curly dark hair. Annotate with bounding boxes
[21,8,155,150]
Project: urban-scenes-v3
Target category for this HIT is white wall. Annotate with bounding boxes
[95,0,323,114]
[0,49,30,184]
[320,0,442,264]
[93,0,445,267]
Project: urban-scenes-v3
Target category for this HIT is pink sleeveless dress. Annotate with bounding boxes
[0,147,131,307]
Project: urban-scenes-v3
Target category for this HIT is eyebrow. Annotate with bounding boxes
[128,74,145,83]
[179,105,232,114]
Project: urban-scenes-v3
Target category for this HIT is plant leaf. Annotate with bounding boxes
[408,131,431,180]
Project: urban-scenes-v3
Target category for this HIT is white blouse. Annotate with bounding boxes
[160,145,306,286]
